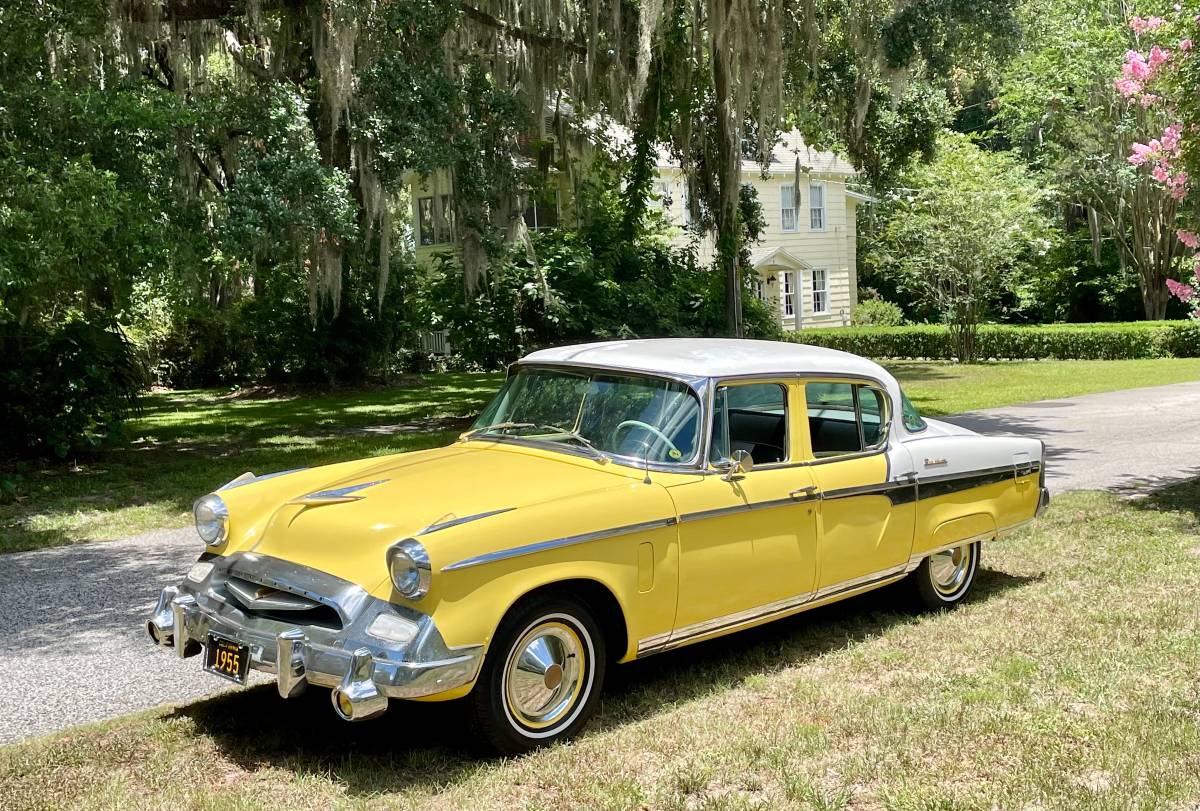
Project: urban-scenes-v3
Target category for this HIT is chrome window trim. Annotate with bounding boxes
[707,379,792,467]
[470,362,709,470]
[477,363,904,476]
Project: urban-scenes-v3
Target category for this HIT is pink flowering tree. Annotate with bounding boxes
[1117,6,1200,319]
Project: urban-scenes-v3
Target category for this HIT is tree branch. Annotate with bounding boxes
[458,2,588,56]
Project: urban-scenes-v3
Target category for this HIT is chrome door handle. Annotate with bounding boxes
[790,485,820,500]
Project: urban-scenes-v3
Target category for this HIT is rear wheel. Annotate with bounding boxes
[468,595,606,755]
[906,540,980,610]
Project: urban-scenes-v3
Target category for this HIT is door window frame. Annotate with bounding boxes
[799,378,893,463]
[705,379,794,471]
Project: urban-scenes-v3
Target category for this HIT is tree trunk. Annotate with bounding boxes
[1140,271,1170,319]
[709,0,743,338]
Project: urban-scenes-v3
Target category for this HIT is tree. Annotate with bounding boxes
[866,132,1053,362]
[998,0,1188,319]
[1100,4,1200,318]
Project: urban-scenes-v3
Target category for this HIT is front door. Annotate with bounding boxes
[801,380,915,596]
[666,381,820,642]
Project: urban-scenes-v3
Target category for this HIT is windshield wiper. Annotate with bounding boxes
[463,421,536,439]
[536,425,610,463]
[465,421,609,462]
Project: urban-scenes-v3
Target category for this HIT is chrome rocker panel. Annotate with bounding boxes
[147,552,483,710]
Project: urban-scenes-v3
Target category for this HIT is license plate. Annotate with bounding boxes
[204,634,250,684]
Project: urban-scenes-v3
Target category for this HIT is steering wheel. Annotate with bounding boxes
[613,420,681,458]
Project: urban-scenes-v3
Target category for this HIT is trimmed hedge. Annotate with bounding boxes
[788,322,1200,360]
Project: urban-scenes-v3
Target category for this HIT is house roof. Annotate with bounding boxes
[655,129,856,177]
[519,338,892,383]
[749,246,811,270]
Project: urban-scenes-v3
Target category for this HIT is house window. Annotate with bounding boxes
[750,275,765,303]
[809,182,825,230]
[417,195,454,246]
[780,184,797,232]
[524,191,559,231]
[780,271,795,317]
[652,180,673,212]
[811,268,829,314]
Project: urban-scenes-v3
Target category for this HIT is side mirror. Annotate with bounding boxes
[720,449,754,481]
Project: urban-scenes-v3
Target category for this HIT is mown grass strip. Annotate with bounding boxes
[3,485,1199,809]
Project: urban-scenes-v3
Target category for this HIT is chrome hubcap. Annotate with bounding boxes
[504,620,585,729]
[929,544,972,595]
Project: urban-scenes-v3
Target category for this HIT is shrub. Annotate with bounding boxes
[0,322,147,458]
[852,298,905,327]
[787,321,1200,360]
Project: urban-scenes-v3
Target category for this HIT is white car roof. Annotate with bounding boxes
[520,338,894,384]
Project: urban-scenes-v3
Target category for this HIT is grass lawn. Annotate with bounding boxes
[3,485,1200,809]
[2,357,1198,554]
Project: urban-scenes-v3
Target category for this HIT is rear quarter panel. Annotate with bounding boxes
[905,433,1043,558]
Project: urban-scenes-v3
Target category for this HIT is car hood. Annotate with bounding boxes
[234,441,645,589]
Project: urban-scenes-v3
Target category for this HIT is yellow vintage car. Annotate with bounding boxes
[148,338,1049,753]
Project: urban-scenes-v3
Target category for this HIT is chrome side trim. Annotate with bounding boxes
[417,507,516,536]
[637,566,910,657]
[811,564,909,600]
[440,516,679,572]
[678,495,815,524]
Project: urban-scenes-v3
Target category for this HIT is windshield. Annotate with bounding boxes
[469,366,702,464]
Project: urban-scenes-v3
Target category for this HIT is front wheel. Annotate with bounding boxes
[467,595,606,755]
[905,540,980,610]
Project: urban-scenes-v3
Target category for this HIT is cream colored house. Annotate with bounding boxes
[407,130,865,332]
[650,131,867,330]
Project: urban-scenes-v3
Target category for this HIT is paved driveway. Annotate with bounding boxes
[2,380,1198,745]
[944,380,1200,495]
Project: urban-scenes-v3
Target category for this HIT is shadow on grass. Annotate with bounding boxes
[1130,476,1200,520]
[179,565,1037,796]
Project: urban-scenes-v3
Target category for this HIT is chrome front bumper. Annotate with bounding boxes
[147,552,482,716]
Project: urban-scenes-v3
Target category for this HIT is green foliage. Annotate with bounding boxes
[0,322,146,458]
[789,321,1200,360]
[852,298,906,326]
[408,166,782,369]
[865,131,1055,360]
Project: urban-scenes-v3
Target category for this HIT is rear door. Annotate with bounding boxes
[802,380,916,595]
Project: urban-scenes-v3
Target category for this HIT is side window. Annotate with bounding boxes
[805,382,890,458]
[710,383,788,465]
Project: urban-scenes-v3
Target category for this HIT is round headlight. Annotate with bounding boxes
[193,494,229,546]
[387,539,431,599]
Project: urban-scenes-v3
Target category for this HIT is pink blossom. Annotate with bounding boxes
[1161,124,1183,152]
[1124,50,1153,80]
[1129,142,1155,165]
[1149,45,1173,68]
[1181,39,1194,52]
[1115,77,1144,97]
[1140,93,1163,107]
[1167,278,1196,301]
[1130,16,1166,34]
[1178,230,1200,249]
[1153,164,1172,183]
